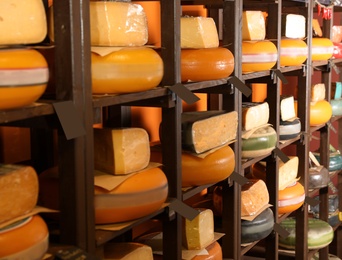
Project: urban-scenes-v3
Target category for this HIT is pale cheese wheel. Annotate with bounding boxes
[312,38,334,61]
[0,48,48,110]
[91,47,163,94]
[0,0,47,45]
[278,181,305,214]
[279,119,301,141]
[0,215,49,259]
[0,164,38,224]
[181,47,234,82]
[280,39,308,67]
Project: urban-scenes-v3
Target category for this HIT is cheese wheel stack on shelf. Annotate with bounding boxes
[0,164,49,259]
[279,96,301,141]
[0,0,49,110]
[241,11,278,73]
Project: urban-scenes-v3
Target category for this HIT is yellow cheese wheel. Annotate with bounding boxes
[278,181,305,214]
[242,40,278,73]
[91,47,163,94]
[294,100,332,126]
[150,145,235,188]
[181,47,234,82]
[280,39,308,67]
[0,48,48,110]
[0,215,49,259]
[312,38,334,61]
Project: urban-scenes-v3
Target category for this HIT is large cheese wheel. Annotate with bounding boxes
[150,145,235,188]
[280,39,308,67]
[278,181,305,214]
[181,48,234,82]
[279,217,334,250]
[0,0,47,45]
[0,48,48,110]
[294,100,332,126]
[0,164,38,224]
[279,119,301,141]
[311,38,334,61]
[241,208,274,244]
[242,40,278,73]
[38,166,168,224]
[241,125,277,159]
[91,47,163,94]
[0,215,49,260]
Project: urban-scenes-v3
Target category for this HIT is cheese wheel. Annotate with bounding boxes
[0,164,38,224]
[181,48,234,82]
[294,100,332,126]
[311,38,334,61]
[330,98,342,116]
[241,208,274,244]
[150,145,235,188]
[104,242,153,259]
[308,166,330,190]
[0,215,49,259]
[0,0,47,45]
[0,48,48,110]
[280,96,296,121]
[279,119,301,141]
[279,217,334,250]
[278,181,305,214]
[280,39,308,67]
[91,47,163,94]
[313,148,342,172]
[241,125,277,159]
[242,40,278,73]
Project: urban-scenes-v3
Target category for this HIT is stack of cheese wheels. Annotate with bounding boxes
[180,16,234,82]
[279,217,334,250]
[279,96,300,141]
[312,38,334,61]
[280,39,308,67]
[278,181,305,214]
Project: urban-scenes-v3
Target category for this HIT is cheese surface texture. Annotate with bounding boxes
[181,110,238,154]
[280,96,296,121]
[242,102,269,131]
[0,164,38,224]
[282,14,306,39]
[180,16,219,48]
[183,209,214,250]
[0,0,47,45]
[242,11,266,41]
[94,127,150,175]
[241,179,269,216]
[104,242,153,260]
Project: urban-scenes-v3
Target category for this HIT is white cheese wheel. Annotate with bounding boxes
[242,11,266,41]
[279,119,301,141]
[242,102,270,131]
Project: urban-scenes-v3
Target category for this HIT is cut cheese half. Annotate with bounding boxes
[311,83,326,102]
[104,242,153,260]
[182,209,214,250]
[242,102,269,131]
[242,11,266,41]
[278,181,305,214]
[0,164,38,224]
[280,39,308,67]
[180,16,219,48]
[280,96,296,121]
[241,179,269,217]
[312,38,334,61]
[282,14,306,39]
[94,127,150,175]
[181,110,238,154]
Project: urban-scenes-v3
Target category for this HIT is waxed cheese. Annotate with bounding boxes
[94,128,150,175]
[311,83,326,102]
[280,96,296,121]
[0,164,38,224]
[282,14,306,39]
[241,179,269,216]
[183,209,214,250]
[242,11,266,41]
[181,110,238,154]
[104,242,153,260]
[242,102,269,131]
[180,16,219,48]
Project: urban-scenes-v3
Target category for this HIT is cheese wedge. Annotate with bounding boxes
[280,96,296,121]
[241,179,269,217]
[282,14,306,39]
[242,102,269,131]
[180,16,219,48]
[311,83,326,102]
[104,242,153,260]
[94,127,150,175]
[242,11,266,41]
[312,19,323,37]
[183,209,214,250]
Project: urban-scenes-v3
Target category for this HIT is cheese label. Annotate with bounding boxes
[242,53,278,63]
[0,68,49,87]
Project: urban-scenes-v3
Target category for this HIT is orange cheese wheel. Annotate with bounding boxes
[0,215,49,259]
[242,40,278,73]
[311,38,334,61]
[294,100,332,126]
[0,48,48,110]
[280,39,308,67]
[91,47,163,94]
[150,145,235,188]
[278,182,305,214]
[181,47,234,82]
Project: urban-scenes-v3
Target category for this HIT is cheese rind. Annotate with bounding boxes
[183,209,214,250]
[241,179,269,217]
[242,11,266,41]
[180,16,219,48]
[181,110,238,154]
[0,164,38,224]
[94,127,150,175]
[104,242,153,260]
[242,102,269,131]
[282,14,306,39]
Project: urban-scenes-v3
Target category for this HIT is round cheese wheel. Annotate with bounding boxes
[279,217,334,250]
[280,39,308,67]
[241,208,274,244]
[313,149,342,172]
[150,145,235,188]
[181,47,234,82]
[312,38,334,61]
[279,119,301,141]
[0,0,47,45]
[241,125,277,158]
[0,48,48,110]
[91,47,163,94]
[308,166,330,190]
[242,40,278,73]
[0,215,49,259]
[278,181,305,214]
[294,100,332,126]
[330,98,342,116]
